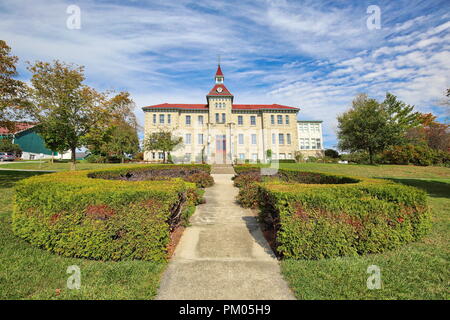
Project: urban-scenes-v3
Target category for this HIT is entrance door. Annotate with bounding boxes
[215,135,226,164]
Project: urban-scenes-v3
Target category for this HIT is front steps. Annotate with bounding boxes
[211,164,235,174]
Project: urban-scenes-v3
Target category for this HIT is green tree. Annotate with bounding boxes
[338,93,420,164]
[324,149,339,158]
[0,138,22,156]
[0,40,28,131]
[101,121,140,162]
[27,60,131,170]
[143,130,182,163]
[266,149,272,161]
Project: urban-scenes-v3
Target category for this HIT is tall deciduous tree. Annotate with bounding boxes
[143,130,182,163]
[0,40,28,131]
[27,60,132,170]
[338,93,421,164]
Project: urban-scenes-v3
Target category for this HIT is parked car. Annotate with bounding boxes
[0,152,16,161]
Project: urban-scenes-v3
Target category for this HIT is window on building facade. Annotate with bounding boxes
[287,133,291,144]
[185,133,191,144]
[315,138,321,149]
[159,114,164,124]
[238,134,244,145]
[198,134,203,145]
[279,133,284,144]
[239,153,245,160]
[198,115,203,126]
[158,152,164,159]
[277,115,283,125]
[251,134,257,144]
[222,113,226,123]
[186,115,191,125]
[152,152,156,159]
[271,115,275,125]
[238,115,243,125]
[285,115,289,125]
[252,153,258,162]
[215,113,219,123]
[279,153,286,159]
[153,114,156,124]
[168,114,171,124]
[287,153,292,159]
[185,153,191,161]
[272,133,276,144]
[305,138,310,149]
[299,138,307,149]
[250,116,256,126]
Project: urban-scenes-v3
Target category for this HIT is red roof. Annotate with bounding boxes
[207,84,233,96]
[233,104,298,110]
[215,65,223,77]
[142,103,298,111]
[142,103,208,110]
[0,122,36,135]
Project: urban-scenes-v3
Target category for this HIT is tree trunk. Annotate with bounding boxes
[70,147,76,171]
[163,151,166,164]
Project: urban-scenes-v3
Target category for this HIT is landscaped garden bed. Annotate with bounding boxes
[233,165,431,260]
[12,164,213,262]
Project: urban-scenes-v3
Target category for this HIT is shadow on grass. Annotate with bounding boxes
[385,178,450,199]
[0,171,49,189]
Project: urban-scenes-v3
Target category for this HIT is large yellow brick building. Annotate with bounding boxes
[142,65,300,164]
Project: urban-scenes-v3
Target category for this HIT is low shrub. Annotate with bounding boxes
[233,165,431,259]
[12,164,212,262]
[271,159,296,163]
[184,171,214,188]
[382,144,450,166]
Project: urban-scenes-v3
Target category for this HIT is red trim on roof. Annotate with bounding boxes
[207,84,233,96]
[215,65,223,77]
[142,103,208,110]
[233,104,298,110]
[142,103,298,111]
[0,122,37,135]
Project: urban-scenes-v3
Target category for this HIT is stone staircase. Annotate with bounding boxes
[211,164,235,174]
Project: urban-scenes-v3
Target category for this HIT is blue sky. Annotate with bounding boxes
[1,0,449,148]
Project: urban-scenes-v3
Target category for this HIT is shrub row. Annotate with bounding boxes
[12,164,212,262]
[233,165,431,259]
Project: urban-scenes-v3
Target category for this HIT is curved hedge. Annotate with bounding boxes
[12,164,212,262]
[233,165,431,259]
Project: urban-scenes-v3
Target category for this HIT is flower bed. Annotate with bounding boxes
[12,164,213,262]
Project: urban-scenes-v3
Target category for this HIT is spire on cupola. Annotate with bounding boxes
[215,64,224,84]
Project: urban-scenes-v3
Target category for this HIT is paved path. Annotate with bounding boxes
[156,172,295,300]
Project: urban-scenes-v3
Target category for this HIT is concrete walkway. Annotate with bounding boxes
[156,172,295,300]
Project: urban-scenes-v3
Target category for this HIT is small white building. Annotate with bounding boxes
[297,120,325,158]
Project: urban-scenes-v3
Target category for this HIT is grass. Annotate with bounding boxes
[277,163,450,300]
[0,160,141,172]
[0,170,166,300]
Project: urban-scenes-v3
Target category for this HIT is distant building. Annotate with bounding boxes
[142,64,300,164]
[0,122,57,160]
[0,122,85,160]
[297,120,324,158]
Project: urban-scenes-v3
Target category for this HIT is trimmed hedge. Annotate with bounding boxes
[233,165,431,259]
[12,164,212,262]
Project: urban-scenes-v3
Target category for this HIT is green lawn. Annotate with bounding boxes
[0,170,165,300]
[1,163,449,299]
[0,161,142,172]
[278,163,450,299]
